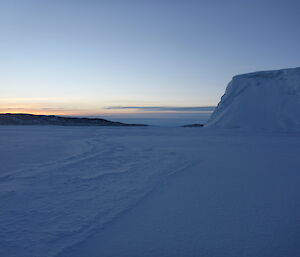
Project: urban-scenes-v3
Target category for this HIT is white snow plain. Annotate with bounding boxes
[0,125,299,257]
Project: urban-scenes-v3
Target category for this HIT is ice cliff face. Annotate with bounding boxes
[206,67,300,132]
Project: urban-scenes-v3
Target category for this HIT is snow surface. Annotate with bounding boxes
[207,67,300,132]
[0,126,300,257]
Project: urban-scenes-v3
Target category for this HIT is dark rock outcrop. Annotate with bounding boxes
[182,124,204,127]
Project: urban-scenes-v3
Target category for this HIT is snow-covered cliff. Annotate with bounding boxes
[206,67,300,132]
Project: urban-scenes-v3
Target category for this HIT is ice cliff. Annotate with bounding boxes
[207,67,300,132]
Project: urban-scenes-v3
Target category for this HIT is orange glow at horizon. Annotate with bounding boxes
[0,104,148,117]
[0,108,72,116]
[0,97,143,117]
[0,108,141,117]
[0,98,215,117]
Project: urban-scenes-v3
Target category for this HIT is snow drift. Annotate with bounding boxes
[207,67,300,131]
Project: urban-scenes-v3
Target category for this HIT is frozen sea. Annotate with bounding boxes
[0,125,299,257]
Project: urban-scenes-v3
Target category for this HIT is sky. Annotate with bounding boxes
[1,0,300,124]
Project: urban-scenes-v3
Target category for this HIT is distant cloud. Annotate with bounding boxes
[40,107,66,110]
[0,108,26,110]
[106,106,216,112]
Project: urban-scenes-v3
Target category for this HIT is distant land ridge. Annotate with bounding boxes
[0,113,147,126]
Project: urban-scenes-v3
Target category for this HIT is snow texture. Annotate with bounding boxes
[0,126,299,257]
[207,67,300,132]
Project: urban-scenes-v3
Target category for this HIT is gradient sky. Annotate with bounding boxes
[1,0,300,119]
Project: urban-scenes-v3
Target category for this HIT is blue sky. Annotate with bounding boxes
[1,0,299,123]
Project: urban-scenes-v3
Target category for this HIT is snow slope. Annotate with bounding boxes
[0,126,300,257]
[207,67,300,131]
